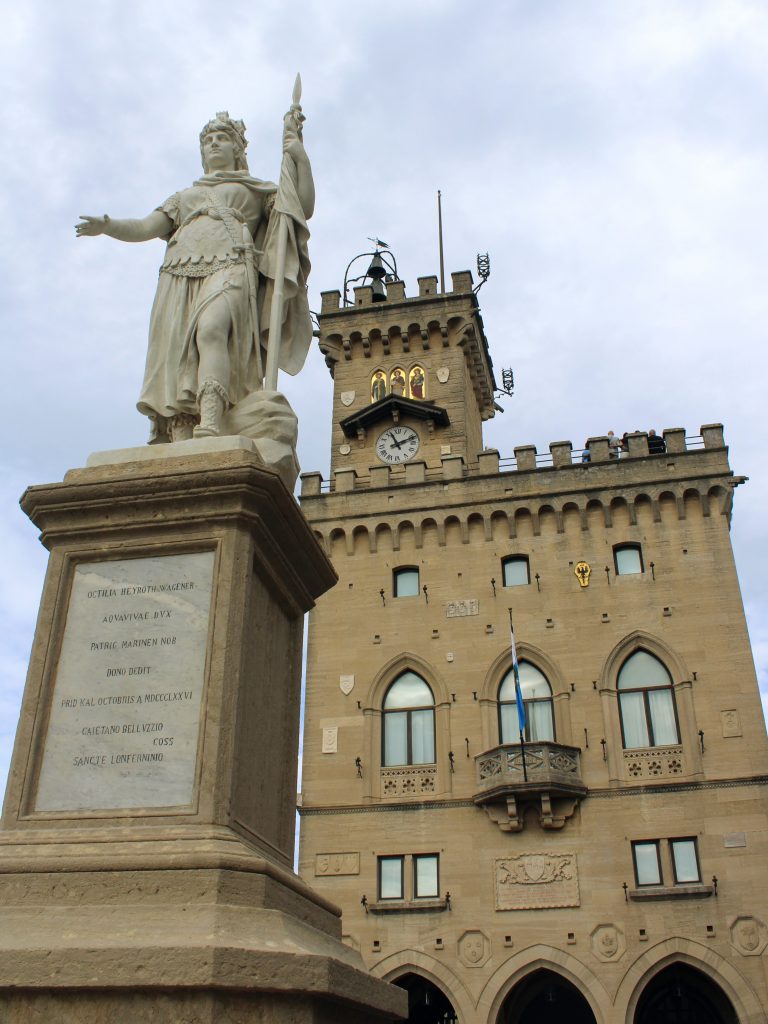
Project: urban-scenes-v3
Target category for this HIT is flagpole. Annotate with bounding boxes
[508,609,528,783]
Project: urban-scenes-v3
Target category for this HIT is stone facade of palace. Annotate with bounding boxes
[297,269,768,1024]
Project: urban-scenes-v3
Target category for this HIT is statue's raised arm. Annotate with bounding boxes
[75,95,314,488]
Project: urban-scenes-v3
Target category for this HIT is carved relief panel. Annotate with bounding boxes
[623,747,683,779]
[495,853,579,910]
[315,852,360,876]
[380,765,436,798]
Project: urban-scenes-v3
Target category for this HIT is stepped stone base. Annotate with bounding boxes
[0,444,405,1024]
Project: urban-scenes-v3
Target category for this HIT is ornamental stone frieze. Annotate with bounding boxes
[623,746,684,779]
[380,765,437,798]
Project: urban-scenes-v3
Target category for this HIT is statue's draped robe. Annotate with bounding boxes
[137,168,311,432]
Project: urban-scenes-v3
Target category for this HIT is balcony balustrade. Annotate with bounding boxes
[473,741,587,832]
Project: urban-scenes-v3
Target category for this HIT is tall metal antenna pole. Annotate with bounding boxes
[437,189,446,294]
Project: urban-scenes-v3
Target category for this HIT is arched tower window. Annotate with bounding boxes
[498,661,554,743]
[618,650,679,748]
[382,672,435,766]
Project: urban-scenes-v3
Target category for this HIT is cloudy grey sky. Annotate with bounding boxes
[2,0,767,790]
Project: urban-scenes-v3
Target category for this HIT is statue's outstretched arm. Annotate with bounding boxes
[75,210,173,242]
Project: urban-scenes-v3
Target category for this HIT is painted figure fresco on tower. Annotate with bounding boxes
[409,365,425,399]
[390,368,406,396]
[371,371,387,402]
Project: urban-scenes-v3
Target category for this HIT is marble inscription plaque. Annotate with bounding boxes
[495,853,579,910]
[35,551,215,813]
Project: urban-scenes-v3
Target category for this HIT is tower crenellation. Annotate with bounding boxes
[319,270,495,479]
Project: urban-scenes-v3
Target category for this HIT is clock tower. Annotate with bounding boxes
[317,270,496,483]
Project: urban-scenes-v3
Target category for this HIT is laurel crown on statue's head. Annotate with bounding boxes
[199,111,249,172]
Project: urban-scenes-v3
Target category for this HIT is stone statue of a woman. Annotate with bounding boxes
[76,107,313,479]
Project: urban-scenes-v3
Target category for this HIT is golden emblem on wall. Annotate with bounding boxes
[575,561,591,587]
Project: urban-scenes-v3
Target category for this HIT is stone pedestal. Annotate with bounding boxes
[0,441,405,1024]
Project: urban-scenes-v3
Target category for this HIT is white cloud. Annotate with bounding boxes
[1,0,766,794]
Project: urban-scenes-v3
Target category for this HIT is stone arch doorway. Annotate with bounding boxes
[497,968,596,1024]
[634,963,739,1024]
[394,971,459,1024]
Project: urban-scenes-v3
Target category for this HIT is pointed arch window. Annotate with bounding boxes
[382,672,435,766]
[618,650,679,748]
[498,660,554,743]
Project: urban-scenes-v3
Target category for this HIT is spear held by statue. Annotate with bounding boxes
[265,72,306,391]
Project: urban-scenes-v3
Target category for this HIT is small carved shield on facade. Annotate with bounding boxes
[721,709,742,737]
[458,929,490,967]
[525,855,547,881]
[340,675,355,695]
[731,916,767,955]
[591,924,624,961]
[437,366,450,383]
[340,391,356,407]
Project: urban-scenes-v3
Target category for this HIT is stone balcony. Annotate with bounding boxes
[473,742,587,833]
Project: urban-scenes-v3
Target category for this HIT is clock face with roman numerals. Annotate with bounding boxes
[375,426,420,464]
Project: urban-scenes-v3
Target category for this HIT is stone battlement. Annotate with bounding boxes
[301,423,727,497]
[320,270,474,314]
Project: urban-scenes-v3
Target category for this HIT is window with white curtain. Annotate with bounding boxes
[502,555,530,587]
[618,650,679,749]
[378,856,404,899]
[631,837,701,888]
[393,566,419,597]
[382,672,435,766]
[498,660,554,743]
[413,854,439,897]
[377,853,440,901]
[614,543,644,575]
[671,838,701,883]
[632,841,662,886]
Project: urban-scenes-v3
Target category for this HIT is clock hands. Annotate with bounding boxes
[376,427,419,464]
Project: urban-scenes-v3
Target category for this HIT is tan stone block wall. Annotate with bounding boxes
[300,438,768,1022]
